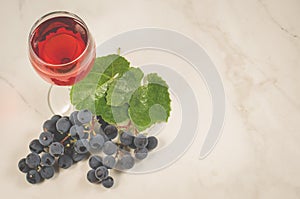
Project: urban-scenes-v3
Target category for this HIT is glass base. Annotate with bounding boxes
[47,85,73,115]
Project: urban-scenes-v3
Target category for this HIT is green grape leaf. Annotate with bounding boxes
[106,67,144,106]
[71,55,171,130]
[70,54,130,113]
[95,97,129,124]
[144,73,168,87]
[128,73,171,131]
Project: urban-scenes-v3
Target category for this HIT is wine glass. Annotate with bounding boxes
[28,11,96,114]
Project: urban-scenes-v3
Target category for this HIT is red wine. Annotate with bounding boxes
[29,16,95,86]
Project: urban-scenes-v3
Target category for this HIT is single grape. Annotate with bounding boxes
[87,169,99,183]
[104,125,118,140]
[146,136,158,151]
[134,134,148,148]
[29,139,44,154]
[117,154,135,170]
[76,125,89,139]
[95,166,109,180]
[56,117,72,134]
[103,155,116,169]
[40,166,55,179]
[70,125,79,139]
[134,148,148,160]
[51,115,62,122]
[69,111,82,125]
[89,155,103,169]
[25,153,41,169]
[58,154,73,169]
[49,142,64,157]
[26,170,42,184]
[69,125,86,139]
[77,109,92,124]
[43,119,58,133]
[120,132,134,146]
[103,141,117,155]
[41,153,55,166]
[101,176,114,188]
[89,134,105,150]
[52,131,66,142]
[39,131,54,146]
[18,158,30,173]
[74,139,90,154]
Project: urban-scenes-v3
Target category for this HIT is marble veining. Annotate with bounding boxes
[0,75,43,115]
[258,0,299,39]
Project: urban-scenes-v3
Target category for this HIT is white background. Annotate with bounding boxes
[0,0,299,198]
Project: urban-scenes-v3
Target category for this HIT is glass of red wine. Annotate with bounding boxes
[28,11,95,114]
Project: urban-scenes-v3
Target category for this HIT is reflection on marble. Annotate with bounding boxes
[0,0,299,198]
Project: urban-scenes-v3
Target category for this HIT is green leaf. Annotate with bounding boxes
[71,56,172,131]
[128,74,171,131]
[95,97,129,124]
[70,54,130,113]
[144,73,168,87]
[94,55,130,98]
[106,67,144,106]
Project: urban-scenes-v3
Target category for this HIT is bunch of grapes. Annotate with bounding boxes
[18,109,158,188]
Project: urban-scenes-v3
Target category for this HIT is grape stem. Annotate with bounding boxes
[60,134,71,144]
[90,117,97,136]
[117,120,131,131]
[134,128,139,135]
[128,120,132,131]
[117,120,139,135]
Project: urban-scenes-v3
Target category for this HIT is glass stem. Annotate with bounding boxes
[47,85,56,115]
[47,85,73,115]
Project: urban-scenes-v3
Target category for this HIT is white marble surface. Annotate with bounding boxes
[1,0,300,198]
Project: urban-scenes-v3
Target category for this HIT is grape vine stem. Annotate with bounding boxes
[60,134,70,144]
[117,120,139,135]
